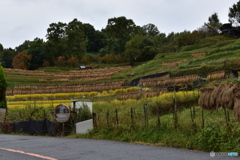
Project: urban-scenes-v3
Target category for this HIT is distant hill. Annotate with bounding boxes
[5,35,240,92]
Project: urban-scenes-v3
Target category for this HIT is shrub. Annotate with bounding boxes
[66,56,78,67]
[148,91,199,115]
[55,56,66,67]
[194,121,240,152]
[0,64,7,109]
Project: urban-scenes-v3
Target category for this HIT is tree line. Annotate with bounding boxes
[1,1,240,70]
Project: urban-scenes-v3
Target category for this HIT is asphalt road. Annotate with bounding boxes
[0,134,238,160]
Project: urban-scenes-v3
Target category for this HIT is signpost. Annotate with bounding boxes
[0,108,6,122]
[54,104,71,123]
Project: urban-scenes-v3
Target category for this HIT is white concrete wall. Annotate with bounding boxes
[76,119,93,134]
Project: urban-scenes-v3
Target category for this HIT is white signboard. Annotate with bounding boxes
[71,101,92,112]
[71,101,93,134]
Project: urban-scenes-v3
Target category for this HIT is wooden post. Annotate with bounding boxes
[157,106,161,128]
[115,109,119,125]
[227,108,230,122]
[144,105,148,129]
[157,115,161,129]
[62,123,65,136]
[190,107,196,130]
[173,93,178,130]
[193,105,196,119]
[131,107,134,128]
[72,101,76,112]
[201,109,205,129]
[43,110,46,119]
[190,107,194,123]
[224,108,230,128]
[106,110,109,126]
[92,113,97,128]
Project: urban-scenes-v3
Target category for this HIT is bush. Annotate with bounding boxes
[149,91,199,115]
[74,104,92,122]
[194,121,240,152]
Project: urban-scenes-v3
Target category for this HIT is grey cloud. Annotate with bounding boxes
[0,0,237,48]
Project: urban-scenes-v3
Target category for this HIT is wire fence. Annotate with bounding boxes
[92,104,238,132]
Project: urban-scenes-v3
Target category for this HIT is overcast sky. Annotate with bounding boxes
[0,0,238,49]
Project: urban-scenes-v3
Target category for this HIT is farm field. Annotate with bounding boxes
[2,35,240,154]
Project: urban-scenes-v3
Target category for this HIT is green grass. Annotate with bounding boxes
[70,106,240,153]
[6,72,46,89]
[38,66,75,72]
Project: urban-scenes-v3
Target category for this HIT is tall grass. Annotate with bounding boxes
[78,105,240,153]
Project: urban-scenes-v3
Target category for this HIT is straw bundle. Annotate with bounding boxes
[198,88,206,108]
[204,88,214,110]
[233,85,240,97]
[221,83,237,109]
[6,90,14,96]
[206,71,226,81]
[214,84,227,108]
[198,88,214,110]
[234,95,240,121]
[209,84,223,109]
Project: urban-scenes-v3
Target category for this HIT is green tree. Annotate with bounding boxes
[176,30,198,48]
[83,23,105,53]
[196,25,209,38]
[0,48,16,68]
[46,22,67,41]
[141,23,159,37]
[66,18,86,60]
[166,32,178,45]
[141,46,158,61]
[125,34,144,65]
[0,64,7,109]
[138,37,157,61]
[83,23,96,52]
[204,12,222,36]
[15,38,47,70]
[46,22,67,65]
[229,0,240,26]
[28,38,47,70]
[153,33,167,47]
[105,16,137,54]
[94,31,107,52]
[15,40,31,52]
[0,43,3,52]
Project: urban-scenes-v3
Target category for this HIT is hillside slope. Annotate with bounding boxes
[5,35,240,91]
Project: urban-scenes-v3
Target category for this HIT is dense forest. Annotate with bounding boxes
[1,1,240,70]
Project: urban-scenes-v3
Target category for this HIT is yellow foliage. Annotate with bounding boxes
[101,91,109,96]
[7,100,72,109]
[7,87,140,101]
[125,87,139,92]
[88,92,98,97]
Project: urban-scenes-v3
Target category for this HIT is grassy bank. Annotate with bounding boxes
[70,106,240,153]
